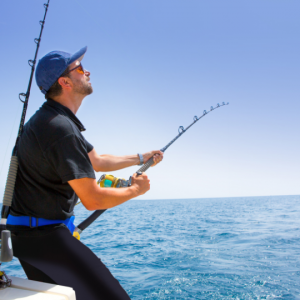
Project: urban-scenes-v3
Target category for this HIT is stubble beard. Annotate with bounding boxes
[73,78,93,96]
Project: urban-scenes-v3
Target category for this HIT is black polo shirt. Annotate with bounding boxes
[11,98,96,220]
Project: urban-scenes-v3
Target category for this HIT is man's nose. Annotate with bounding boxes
[85,70,90,76]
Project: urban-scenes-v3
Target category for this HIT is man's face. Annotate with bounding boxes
[68,60,93,96]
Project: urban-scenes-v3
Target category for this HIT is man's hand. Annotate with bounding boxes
[130,172,150,195]
[142,150,164,167]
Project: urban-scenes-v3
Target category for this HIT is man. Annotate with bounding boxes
[7,46,163,300]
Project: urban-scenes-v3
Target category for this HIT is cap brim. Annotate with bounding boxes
[69,46,87,65]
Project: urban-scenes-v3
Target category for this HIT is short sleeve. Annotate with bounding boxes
[44,134,96,183]
[82,136,94,153]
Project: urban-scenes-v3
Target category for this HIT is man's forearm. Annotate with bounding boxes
[88,148,163,172]
[68,176,149,211]
[95,154,140,172]
[85,184,139,210]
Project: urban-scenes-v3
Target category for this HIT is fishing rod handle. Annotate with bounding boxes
[1,156,19,225]
[137,156,155,173]
[2,157,18,208]
[76,209,106,232]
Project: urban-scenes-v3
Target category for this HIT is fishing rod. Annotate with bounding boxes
[72,102,229,239]
[0,1,50,264]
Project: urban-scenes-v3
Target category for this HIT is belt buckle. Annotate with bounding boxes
[29,216,39,228]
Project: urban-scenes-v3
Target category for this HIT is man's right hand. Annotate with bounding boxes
[130,172,150,196]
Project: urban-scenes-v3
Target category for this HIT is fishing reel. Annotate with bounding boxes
[97,174,130,188]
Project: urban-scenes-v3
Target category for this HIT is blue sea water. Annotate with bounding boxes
[2,195,300,299]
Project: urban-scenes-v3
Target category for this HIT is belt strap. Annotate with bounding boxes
[7,214,75,234]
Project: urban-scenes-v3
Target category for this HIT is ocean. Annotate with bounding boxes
[2,195,300,299]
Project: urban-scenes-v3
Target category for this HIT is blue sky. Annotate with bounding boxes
[0,0,299,200]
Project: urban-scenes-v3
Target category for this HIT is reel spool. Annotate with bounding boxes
[98,174,128,188]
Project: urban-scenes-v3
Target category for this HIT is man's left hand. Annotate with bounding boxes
[142,150,164,167]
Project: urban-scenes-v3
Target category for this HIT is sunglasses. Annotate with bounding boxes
[62,63,85,76]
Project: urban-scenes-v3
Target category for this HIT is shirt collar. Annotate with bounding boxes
[44,98,86,132]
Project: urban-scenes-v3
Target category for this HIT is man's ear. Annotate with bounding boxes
[57,77,72,90]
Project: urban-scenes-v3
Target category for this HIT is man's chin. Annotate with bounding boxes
[86,86,93,95]
[83,85,93,96]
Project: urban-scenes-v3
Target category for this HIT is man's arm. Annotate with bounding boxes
[68,172,150,210]
[88,148,163,172]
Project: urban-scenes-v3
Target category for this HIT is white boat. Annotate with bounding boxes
[0,276,76,300]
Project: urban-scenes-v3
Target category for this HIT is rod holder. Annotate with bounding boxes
[0,230,13,262]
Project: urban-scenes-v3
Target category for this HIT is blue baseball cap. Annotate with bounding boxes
[35,46,87,94]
